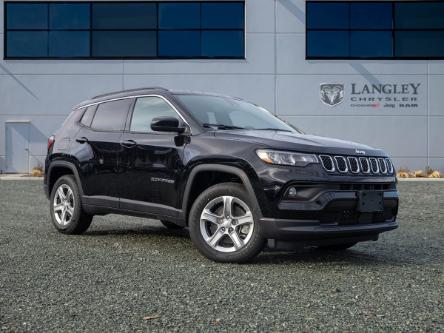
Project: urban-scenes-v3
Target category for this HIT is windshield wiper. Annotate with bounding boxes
[255,128,293,132]
[203,123,245,130]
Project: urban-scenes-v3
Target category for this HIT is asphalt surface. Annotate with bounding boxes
[0,181,443,332]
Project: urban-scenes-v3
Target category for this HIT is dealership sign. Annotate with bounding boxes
[320,82,421,109]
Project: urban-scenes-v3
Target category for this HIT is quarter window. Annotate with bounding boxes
[90,99,132,132]
[130,97,178,133]
[5,1,245,59]
[80,106,96,127]
[306,1,444,59]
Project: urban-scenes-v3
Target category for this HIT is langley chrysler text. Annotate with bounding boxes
[44,87,399,262]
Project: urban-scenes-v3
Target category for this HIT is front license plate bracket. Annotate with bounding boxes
[357,191,384,212]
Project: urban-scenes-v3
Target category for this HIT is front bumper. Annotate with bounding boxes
[259,186,399,244]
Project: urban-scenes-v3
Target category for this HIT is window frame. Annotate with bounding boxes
[305,0,444,60]
[4,1,246,60]
[128,95,184,135]
[88,98,134,133]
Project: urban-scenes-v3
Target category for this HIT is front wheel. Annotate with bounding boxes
[189,183,265,263]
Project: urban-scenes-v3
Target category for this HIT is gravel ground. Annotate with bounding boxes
[0,181,443,332]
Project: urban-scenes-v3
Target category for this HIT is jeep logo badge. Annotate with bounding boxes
[355,149,366,155]
[320,83,344,107]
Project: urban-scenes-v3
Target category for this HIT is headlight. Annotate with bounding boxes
[256,149,318,167]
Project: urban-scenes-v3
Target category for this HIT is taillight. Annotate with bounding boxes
[48,135,55,151]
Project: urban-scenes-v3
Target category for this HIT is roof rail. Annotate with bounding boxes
[92,87,169,99]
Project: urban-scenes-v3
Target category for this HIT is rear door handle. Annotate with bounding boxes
[121,139,137,148]
[76,137,89,144]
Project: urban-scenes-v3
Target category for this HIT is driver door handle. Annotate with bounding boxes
[121,139,137,148]
[76,137,89,144]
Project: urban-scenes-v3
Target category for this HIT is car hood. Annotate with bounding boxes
[213,130,385,156]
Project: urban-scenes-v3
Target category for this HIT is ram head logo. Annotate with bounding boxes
[320,84,344,107]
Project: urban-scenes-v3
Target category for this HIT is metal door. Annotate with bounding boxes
[5,121,30,173]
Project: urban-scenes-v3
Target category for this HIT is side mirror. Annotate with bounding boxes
[151,117,186,134]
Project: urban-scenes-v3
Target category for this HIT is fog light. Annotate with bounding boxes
[288,187,297,197]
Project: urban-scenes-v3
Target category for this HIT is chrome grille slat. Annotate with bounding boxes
[359,157,370,174]
[347,157,360,173]
[319,155,335,172]
[334,156,348,173]
[385,158,394,174]
[369,158,380,173]
[378,158,387,174]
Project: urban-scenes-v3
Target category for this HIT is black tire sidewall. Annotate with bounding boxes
[49,175,90,234]
[189,183,265,263]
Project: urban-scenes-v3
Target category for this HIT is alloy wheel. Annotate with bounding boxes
[199,196,254,253]
[53,184,75,226]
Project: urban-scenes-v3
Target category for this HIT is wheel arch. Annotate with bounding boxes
[47,160,84,196]
[181,164,263,224]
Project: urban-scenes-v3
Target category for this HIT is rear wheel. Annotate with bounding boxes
[317,242,357,251]
[50,175,92,234]
[189,183,265,263]
[160,220,184,229]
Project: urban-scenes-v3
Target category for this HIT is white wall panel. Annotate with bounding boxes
[0,74,123,115]
[124,74,275,113]
[246,0,275,33]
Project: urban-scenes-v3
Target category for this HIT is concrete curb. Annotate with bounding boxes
[0,174,43,180]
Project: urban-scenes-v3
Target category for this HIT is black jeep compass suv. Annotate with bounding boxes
[44,87,399,263]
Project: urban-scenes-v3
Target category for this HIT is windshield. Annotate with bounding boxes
[175,94,299,132]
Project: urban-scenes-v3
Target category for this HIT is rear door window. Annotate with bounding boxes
[91,99,132,131]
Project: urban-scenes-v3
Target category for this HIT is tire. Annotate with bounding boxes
[189,183,265,263]
[160,220,184,230]
[317,242,357,251]
[50,175,93,235]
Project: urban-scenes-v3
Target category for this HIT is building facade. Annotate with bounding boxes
[1,0,443,173]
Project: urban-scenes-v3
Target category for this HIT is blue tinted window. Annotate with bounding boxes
[6,3,48,29]
[159,3,200,29]
[202,31,244,57]
[159,31,201,57]
[50,3,90,30]
[92,3,157,29]
[395,3,444,29]
[7,31,48,57]
[351,31,392,57]
[92,31,157,57]
[202,2,244,29]
[350,3,392,29]
[396,32,444,57]
[5,1,245,59]
[307,31,349,58]
[306,3,349,29]
[49,31,90,57]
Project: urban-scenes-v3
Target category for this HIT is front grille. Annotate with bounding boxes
[318,154,395,176]
[334,156,348,173]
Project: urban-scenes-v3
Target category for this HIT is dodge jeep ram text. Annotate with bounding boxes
[44,87,399,262]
